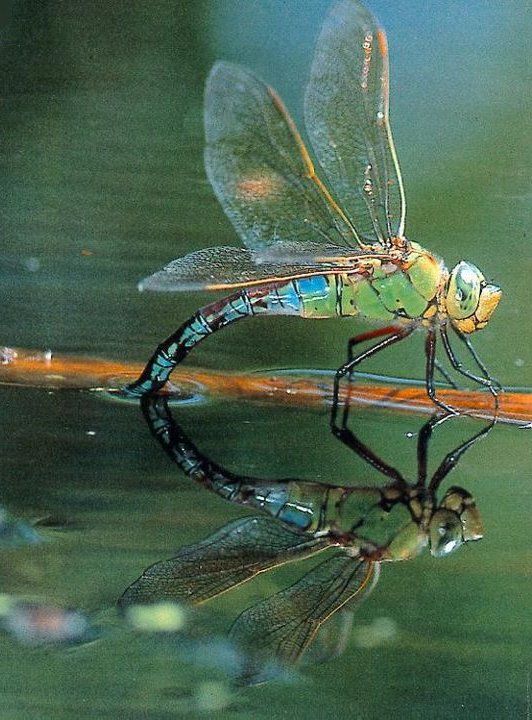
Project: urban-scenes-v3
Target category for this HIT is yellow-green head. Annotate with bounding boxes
[445,261,501,334]
[428,486,483,558]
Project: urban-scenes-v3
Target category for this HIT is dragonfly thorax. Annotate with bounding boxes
[443,261,502,334]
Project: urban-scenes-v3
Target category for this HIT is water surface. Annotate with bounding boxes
[1,1,530,718]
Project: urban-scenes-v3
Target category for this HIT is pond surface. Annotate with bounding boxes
[1,1,531,718]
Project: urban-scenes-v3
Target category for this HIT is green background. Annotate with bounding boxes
[1,1,531,718]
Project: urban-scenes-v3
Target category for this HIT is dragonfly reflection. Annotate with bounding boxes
[120,401,491,678]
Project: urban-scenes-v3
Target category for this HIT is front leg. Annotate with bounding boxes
[440,325,500,416]
[425,329,460,415]
[347,325,459,391]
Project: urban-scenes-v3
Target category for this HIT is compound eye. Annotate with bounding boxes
[447,262,482,319]
[429,509,463,557]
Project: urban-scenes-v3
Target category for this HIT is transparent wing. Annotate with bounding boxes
[119,517,333,607]
[205,61,367,251]
[305,0,406,245]
[301,604,355,665]
[229,553,378,667]
[139,241,376,292]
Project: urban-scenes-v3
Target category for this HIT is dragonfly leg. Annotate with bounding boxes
[428,417,495,492]
[451,326,502,392]
[343,326,406,425]
[332,325,414,427]
[440,326,500,414]
[331,419,406,486]
[434,358,460,390]
[425,329,460,415]
[416,413,456,487]
[346,325,401,362]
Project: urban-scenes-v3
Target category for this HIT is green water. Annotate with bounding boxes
[1,1,531,718]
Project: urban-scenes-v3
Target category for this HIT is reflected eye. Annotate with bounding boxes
[429,509,463,558]
[446,261,482,320]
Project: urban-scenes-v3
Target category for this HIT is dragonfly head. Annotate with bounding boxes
[445,261,501,334]
[429,486,483,558]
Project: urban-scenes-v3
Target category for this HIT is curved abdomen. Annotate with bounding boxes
[125,275,339,396]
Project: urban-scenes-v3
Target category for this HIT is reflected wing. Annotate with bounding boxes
[139,242,376,292]
[301,605,354,665]
[119,517,334,607]
[229,553,378,667]
[205,61,367,251]
[305,0,406,245]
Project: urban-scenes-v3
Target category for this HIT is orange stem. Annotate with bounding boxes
[0,346,529,425]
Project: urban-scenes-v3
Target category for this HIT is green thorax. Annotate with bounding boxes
[336,243,445,322]
[258,242,446,323]
[336,485,432,561]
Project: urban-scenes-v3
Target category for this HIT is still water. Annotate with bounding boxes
[1,1,531,718]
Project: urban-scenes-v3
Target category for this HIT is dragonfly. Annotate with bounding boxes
[124,0,501,413]
[119,396,491,678]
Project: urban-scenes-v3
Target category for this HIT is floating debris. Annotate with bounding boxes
[193,680,232,713]
[353,616,398,649]
[0,347,17,365]
[125,601,186,633]
[0,597,92,645]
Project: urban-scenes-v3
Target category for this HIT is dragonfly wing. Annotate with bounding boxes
[305,0,406,245]
[119,516,334,607]
[139,242,372,292]
[301,606,355,665]
[229,552,378,669]
[205,61,365,251]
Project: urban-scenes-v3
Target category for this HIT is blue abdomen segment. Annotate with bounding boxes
[123,276,336,397]
[261,275,334,317]
[124,288,259,397]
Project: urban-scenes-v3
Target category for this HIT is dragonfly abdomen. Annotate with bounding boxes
[125,250,443,397]
[125,289,258,396]
[125,277,338,395]
[145,397,344,533]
